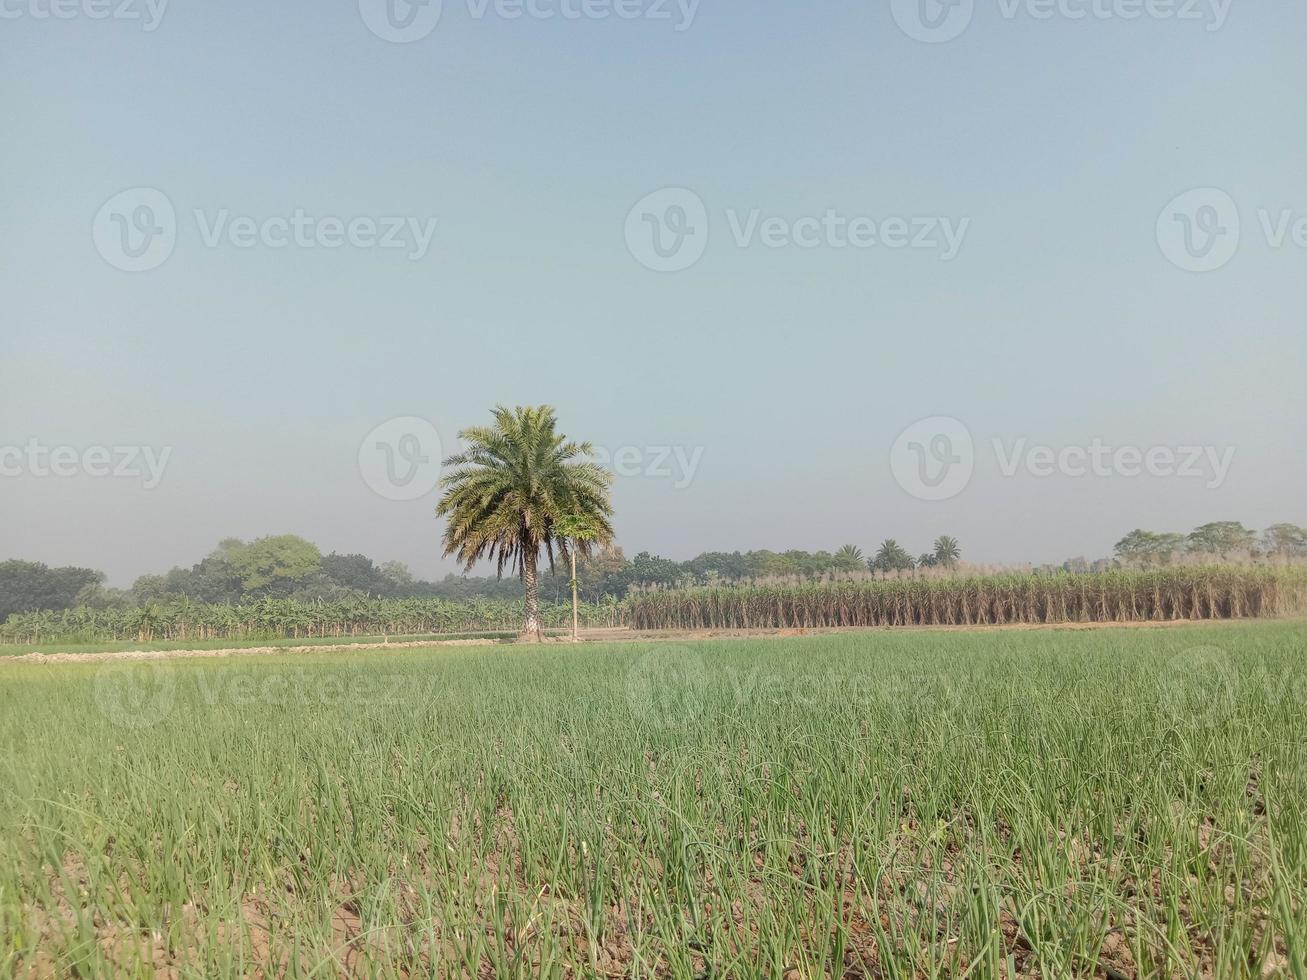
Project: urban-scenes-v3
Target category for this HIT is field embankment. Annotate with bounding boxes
[0,599,616,648]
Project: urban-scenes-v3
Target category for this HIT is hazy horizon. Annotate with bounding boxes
[4,0,1304,588]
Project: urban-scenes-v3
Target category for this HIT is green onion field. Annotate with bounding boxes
[2,622,1304,977]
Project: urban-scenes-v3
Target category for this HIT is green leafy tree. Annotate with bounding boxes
[684,551,748,582]
[932,535,961,568]
[554,513,613,641]
[0,561,103,620]
[1115,530,1153,565]
[623,553,685,589]
[436,405,614,641]
[74,581,133,610]
[1262,523,1307,557]
[575,545,630,600]
[321,553,395,595]
[380,561,415,587]
[1186,522,1256,559]
[1114,529,1185,566]
[1154,533,1186,562]
[227,535,323,594]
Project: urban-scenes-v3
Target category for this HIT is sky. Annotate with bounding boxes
[2,0,1304,586]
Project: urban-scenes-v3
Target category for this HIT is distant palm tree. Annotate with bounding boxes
[871,539,914,573]
[436,406,613,641]
[833,544,864,572]
[933,535,961,569]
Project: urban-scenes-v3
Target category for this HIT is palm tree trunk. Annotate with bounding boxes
[522,549,543,642]
[570,548,579,642]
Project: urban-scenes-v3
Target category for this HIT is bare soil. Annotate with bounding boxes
[0,637,499,666]
[576,616,1264,644]
[0,617,1268,667]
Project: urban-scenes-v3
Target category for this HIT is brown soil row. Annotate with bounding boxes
[0,616,1270,666]
[0,637,499,666]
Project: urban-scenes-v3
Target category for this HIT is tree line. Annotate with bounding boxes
[1113,522,1307,566]
[5,520,1301,624]
[0,534,968,622]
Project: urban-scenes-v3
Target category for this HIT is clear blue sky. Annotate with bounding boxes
[3,0,1304,585]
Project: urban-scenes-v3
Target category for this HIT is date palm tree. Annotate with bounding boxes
[870,539,914,574]
[436,406,614,642]
[832,544,864,573]
[933,535,961,569]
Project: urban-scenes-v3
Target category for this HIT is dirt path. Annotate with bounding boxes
[580,617,1279,642]
[1,617,1274,667]
[0,637,501,666]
